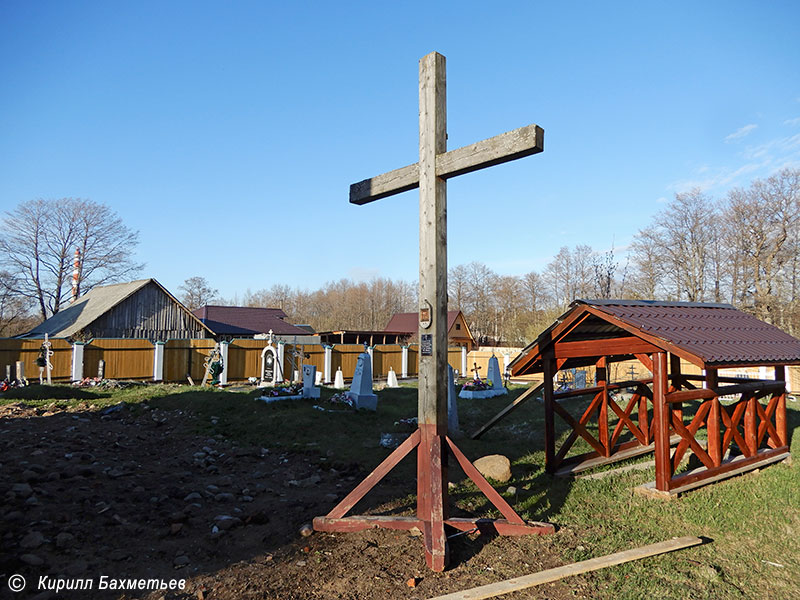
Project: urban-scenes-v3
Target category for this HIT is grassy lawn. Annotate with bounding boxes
[2,382,798,598]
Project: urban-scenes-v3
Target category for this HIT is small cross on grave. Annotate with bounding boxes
[471,362,482,381]
[313,52,553,571]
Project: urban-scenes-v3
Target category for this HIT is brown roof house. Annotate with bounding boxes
[385,310,476,349]
[507,299,800,497]
[192,305,312,340]
[24,279,213,341]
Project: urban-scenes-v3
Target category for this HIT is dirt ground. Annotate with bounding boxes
[0,399,590,600]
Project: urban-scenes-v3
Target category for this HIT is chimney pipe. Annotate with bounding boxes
[71,248,81,303]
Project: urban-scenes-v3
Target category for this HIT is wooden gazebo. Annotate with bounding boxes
[507,300,797,497]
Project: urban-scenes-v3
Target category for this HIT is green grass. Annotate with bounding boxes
[1,382,798,598]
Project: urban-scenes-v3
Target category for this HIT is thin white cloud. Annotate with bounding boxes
[670,131,800,194]
[724,124,758,142]
[743,133,800,160]
[669,162,767,193]
[347,267,380,281]
[784,117,800,127]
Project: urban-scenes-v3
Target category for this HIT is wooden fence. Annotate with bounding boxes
[0,338,73,381]
[5,338,797,392]
[0,338,509,384]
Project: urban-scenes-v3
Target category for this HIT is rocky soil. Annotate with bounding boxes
[0,400,584,600]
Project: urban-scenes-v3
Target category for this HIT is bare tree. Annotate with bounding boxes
[723,168,800,325]
[448,264,469,312]
[628,225,665,299]
[179,276,219,311]
[545,245,595,308]
[0,271,36,336]
[630,190,718,302]
[0,198,143,320]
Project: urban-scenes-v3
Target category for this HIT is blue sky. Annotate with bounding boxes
[1,1,799,300]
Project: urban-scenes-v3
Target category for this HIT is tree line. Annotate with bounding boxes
[3,168,798,343]
[188,168,799,345]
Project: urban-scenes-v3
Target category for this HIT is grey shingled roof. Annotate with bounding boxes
[24,279,211,338]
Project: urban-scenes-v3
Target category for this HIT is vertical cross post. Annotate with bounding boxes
[416,52,449,570]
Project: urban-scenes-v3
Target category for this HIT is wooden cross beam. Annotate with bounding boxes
[314,51,551,572]
[350,124,543,205]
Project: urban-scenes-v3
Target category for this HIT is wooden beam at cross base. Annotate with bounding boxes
[427,536,704,600]
[313,430,554,571]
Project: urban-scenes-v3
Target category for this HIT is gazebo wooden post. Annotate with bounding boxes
[745,389,758,456]
[542,354,556,471]
[652,352,671,491]
[669,354,683,437]
[634,352,654,444]
[706,368,721,466]
[596,356,610,457]
[774,365,787,446]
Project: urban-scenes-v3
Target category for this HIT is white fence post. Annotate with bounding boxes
[219,341,229,385]
[153,341,165,382]
[276,342,285,383]
[324,345,333,384]
[401,345,409,378]
[71,342,84,382]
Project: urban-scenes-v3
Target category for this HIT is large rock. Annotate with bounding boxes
[473,454,512,483]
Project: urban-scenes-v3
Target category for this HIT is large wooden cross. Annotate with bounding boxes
[314,52,552,571]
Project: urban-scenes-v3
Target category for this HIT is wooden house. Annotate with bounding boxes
[385,310,476,349]
[24,279,213,341]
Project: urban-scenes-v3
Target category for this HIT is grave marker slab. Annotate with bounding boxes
[487,355,508,396]
[333,367,345,389]
[345,353,378,411]
[387,367,399,388]
[447,365,460,435]
[303,365,321,399]
[260,346,278,386]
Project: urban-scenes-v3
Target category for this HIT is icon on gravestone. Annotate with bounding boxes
[264,353,274,382]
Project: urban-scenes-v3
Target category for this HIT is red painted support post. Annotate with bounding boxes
[596,357,610,457]
[652,352,671,491]
[745,393,758,456]
[774,366,787,447]
[543,355,556,471]
[418,425,448,570]
[706,369,721,466]
[669,354,683,446]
